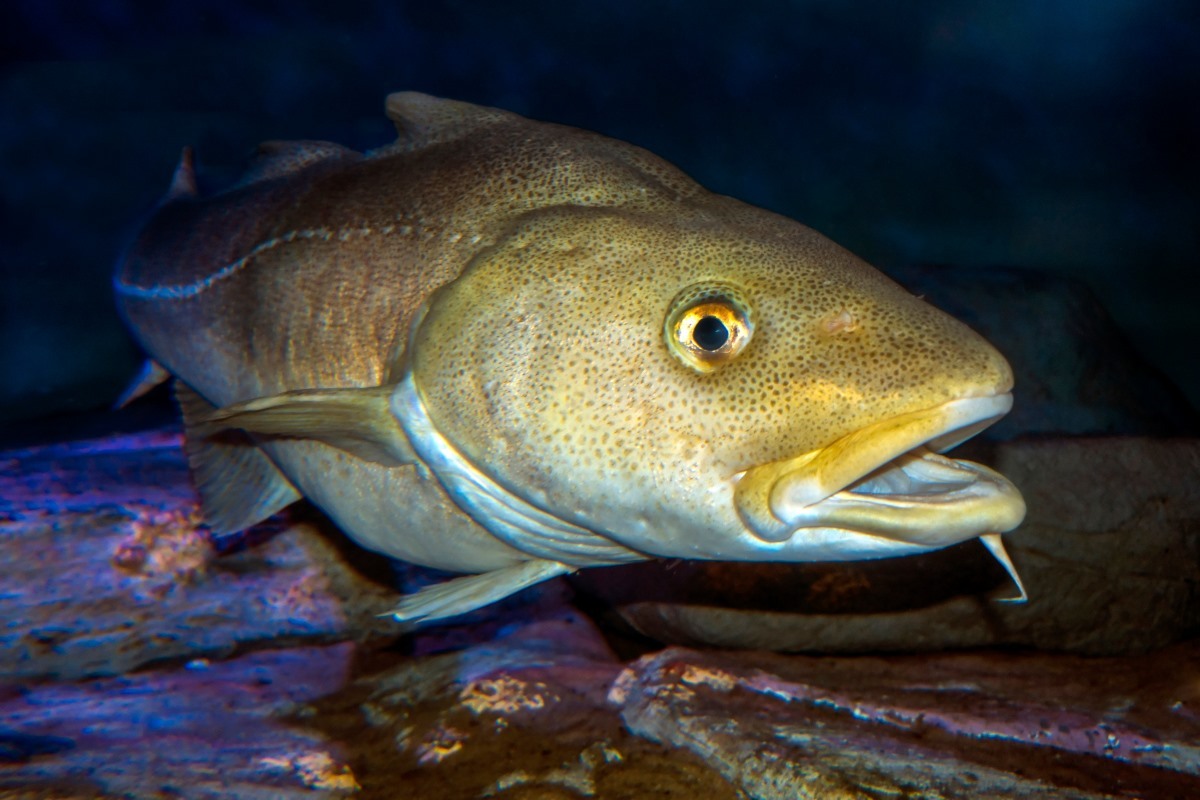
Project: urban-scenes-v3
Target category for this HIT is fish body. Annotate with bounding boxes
[115,93,1026,621]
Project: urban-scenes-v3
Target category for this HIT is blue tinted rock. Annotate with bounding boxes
[0,429,400,679]
[0,644,361,798]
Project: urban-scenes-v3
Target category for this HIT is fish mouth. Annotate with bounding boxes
[734,394,1025,549]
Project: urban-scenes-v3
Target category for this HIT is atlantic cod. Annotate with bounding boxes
[115,92,1027,622]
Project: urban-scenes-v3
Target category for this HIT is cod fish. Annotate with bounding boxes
[115,92,1026,623]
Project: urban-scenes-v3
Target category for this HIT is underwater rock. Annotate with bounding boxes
[887,264,1200,439]
[614,643,1200,799]
[575,436,1200,655]
[0,644,363,798]
[305,609,741,799]
[0,430,401,680]
[229,607,1200,798]
[2,621,1194,800]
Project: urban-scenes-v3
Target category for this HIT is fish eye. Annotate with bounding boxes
[664,282,754,372]
[693,315,729,351]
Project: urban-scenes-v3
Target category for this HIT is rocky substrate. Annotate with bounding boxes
[2,430,1198,798]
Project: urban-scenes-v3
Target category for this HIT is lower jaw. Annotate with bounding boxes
[734,394,1017,543]
[778,458,1027,548]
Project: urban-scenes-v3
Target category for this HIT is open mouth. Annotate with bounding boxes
[733,393,1027,598]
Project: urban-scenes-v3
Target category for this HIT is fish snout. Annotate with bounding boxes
[974,336,1015,398]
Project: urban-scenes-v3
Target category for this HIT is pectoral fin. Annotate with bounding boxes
[389,560,573,624]
[177,383,302,535]
[196,385,415,467]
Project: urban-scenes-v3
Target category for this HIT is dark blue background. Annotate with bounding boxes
[2,0,1197,429]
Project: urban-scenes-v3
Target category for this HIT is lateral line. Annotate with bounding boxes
[114,228,335,300]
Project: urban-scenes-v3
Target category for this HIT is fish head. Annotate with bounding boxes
[403,197,1024,566]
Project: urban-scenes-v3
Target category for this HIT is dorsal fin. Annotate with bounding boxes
[382,92,518,152]
[163,146,198,201]
[176,383,302,535]
[238,140,361,187]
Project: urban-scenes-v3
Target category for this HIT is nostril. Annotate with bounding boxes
[820,309,860,335]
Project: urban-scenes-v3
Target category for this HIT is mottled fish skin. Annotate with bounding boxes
[115,93,1026,620]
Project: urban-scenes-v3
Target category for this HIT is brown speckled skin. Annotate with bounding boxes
[116,93,1012,572]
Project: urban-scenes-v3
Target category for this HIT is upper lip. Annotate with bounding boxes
[734,394,1025,544]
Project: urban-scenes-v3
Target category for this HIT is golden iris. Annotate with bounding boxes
[665,283,754,372]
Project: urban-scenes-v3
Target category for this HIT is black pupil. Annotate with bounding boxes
[693,315,730,351]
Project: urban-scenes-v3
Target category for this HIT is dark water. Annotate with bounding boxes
[1,0,1197,432]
